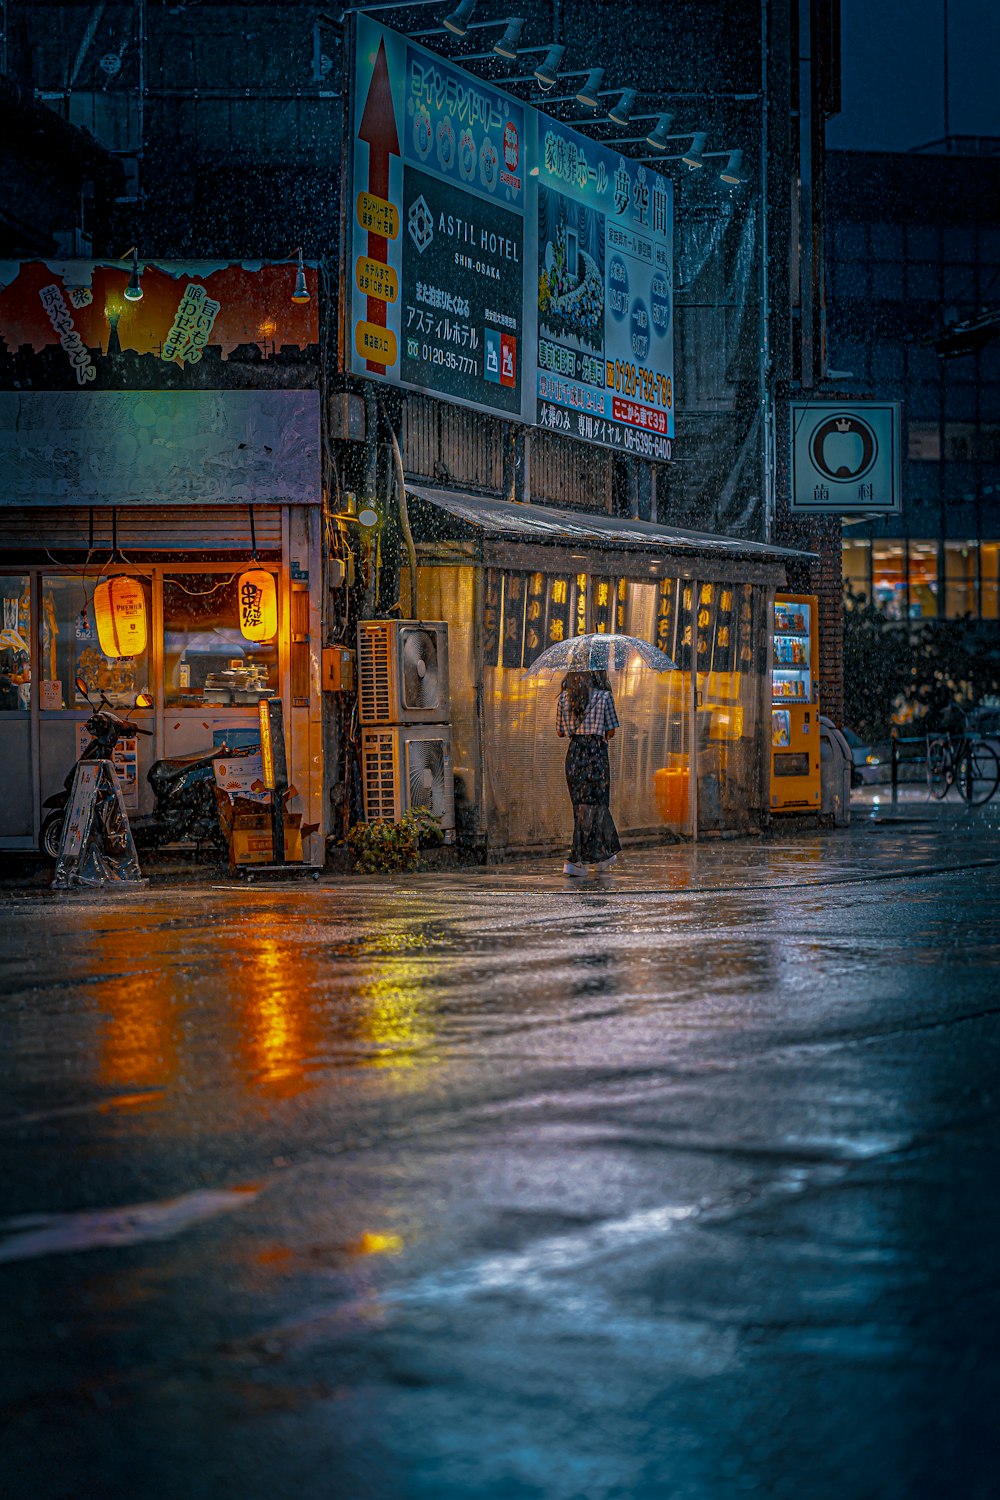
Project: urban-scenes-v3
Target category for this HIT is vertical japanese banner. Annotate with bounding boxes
[656,578,677,659]
[592,576,614,634]
[675,582,695,672]
[574,573,588,638]
[545,575,572,647]
[615,577,628,633]
[696,582,715,671]
[483,568,502,666]
[501,572,526,669]
[522,570,547,667]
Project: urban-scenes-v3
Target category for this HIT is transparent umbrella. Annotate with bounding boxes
[521,632,677,676]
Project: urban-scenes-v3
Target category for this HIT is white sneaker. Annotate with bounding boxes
[562,861,587,876]
[594,854,618,872]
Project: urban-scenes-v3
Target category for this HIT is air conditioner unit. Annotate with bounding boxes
[357,620,450,725]
[360,725,455,837]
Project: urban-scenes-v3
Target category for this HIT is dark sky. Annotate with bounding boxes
[826,0,1000,151]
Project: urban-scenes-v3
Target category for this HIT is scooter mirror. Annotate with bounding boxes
[75,675,92,701]
[135,690,154,708]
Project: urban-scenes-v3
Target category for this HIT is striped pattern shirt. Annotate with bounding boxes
[557,688,620,738]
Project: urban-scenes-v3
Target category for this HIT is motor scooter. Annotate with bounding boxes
[40,677,237,860]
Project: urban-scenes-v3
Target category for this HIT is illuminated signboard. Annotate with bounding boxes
[346,16,674,458]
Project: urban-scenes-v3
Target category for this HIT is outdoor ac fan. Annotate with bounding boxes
[406,735,448,819]
[400,626,441,712]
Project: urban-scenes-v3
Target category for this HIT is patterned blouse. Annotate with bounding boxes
[556,688,620,738]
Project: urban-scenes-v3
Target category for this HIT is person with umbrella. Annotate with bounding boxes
[524,632,677,878]
[556,669,621,876]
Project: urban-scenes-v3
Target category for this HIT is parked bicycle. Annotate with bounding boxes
[925,715,1000,806]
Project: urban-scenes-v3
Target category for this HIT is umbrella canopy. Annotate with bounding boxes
[521,633,677,676]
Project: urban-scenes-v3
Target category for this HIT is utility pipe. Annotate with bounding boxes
[390,426,418,619]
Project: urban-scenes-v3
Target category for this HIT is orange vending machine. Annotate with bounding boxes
[771,593,821,812]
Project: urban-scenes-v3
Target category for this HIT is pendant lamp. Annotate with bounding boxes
[93,577,148,657]
[237,568,278,642]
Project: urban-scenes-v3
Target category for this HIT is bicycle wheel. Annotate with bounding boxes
[956,743,1000,806]
[926,737,952,799]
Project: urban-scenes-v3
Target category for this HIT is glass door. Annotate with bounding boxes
[0,574,35,845]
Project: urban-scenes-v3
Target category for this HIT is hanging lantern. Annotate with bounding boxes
[93,577,147,658]
[238,568,278,642]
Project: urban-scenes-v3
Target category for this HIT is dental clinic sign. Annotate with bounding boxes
[790,401,901,515]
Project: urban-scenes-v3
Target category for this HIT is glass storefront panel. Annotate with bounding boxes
[872,543,906,619]
[944,542,978,619]
[0,575,31,712]
[163,572,278,706]
[908,541,938,620]
[40,575,151,710]
[982,542,999,621]
[842,539,871,605]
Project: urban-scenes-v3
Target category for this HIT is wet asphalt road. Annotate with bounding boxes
[1,818,999,1500]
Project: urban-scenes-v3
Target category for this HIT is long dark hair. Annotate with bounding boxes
[592,670,613,695]
[562,671,592,719]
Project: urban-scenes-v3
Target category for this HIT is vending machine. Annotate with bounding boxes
[771,593,821,812]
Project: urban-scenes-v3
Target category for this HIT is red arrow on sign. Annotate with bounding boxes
[358,38,400,373]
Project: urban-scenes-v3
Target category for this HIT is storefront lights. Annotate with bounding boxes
[93,577,148,658]
[238,568,278,642]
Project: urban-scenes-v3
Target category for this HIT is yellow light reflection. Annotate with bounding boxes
[356,928,438,1075]
[350,1231,405,1256]
[95,938,178,1110]
[242,934,312,1098]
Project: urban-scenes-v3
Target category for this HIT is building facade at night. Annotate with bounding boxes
[829,146,1000,626]
[0,1,841,857]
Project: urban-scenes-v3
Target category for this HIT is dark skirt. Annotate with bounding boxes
[565,735,621,864]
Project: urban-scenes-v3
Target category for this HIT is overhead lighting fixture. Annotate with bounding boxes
[575,66,604,107]
[291,247,310,305]
[442,0,476,36]
[493,16,524,59]
[646,113,675,150]
[682,131,707,169]
[608,88,638,126]
[719,148,744,183]
[122,246,143,302]
[534,42,564,90]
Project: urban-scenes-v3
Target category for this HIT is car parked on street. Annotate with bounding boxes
[842,726,885,786]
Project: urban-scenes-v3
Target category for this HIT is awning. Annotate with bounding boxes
[406,483,815,585]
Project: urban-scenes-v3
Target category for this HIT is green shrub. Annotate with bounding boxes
[347,808,443,873]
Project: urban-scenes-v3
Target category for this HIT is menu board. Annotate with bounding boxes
[346,15,674,458]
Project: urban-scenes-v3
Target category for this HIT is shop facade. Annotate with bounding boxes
[403,487,811,852]
[0,260,325,861]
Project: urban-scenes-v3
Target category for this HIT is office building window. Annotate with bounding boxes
[872,542,906,620]
[981,542,999,621]
[944,542,978,619]
[842,540,871,605]
[908,542,939,620]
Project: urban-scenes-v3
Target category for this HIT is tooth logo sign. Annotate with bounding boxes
[808,412,878,482]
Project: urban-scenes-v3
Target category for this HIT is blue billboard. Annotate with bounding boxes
[347,16,674,458]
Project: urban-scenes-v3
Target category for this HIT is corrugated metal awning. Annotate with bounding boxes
[406,484,815,583]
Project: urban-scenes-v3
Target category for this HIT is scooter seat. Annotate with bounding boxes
[150,747,222,783]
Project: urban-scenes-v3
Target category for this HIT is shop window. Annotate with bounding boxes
[872,543,906,620]
[944,542,978,619]
[163,572,278,706]
[981,543,999,621]
[40,575,151,710]
[842,540,871,606]
[907,541,939,620]
[0,576,31,712]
